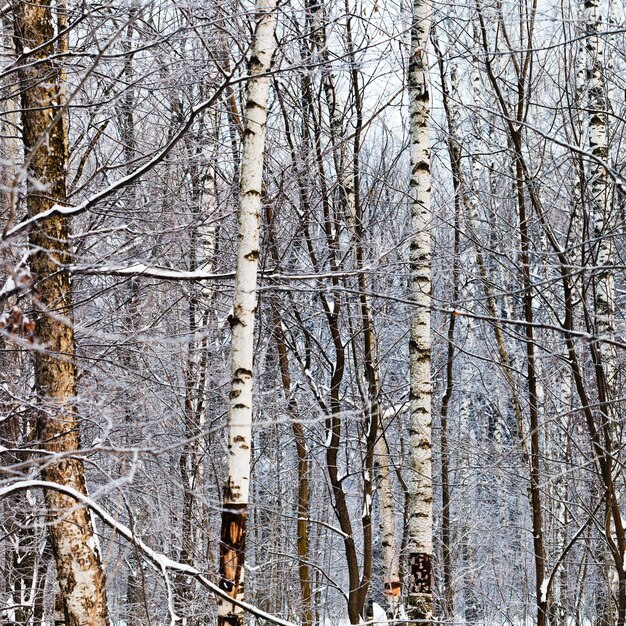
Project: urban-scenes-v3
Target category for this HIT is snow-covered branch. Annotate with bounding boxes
[0,480,297,626]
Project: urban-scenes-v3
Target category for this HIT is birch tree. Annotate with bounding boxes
[375,432,401,618]
[13,1,110,624]
[406,0,433,620]
[217,2,278,625]
[584,1,621,620]
[585,0,616,364]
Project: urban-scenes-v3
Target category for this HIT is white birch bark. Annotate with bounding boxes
[585,0,616,378]
[308,0,356,223]
[406,0,433,620]
[375,434,401,618]
[217,2,278,625]
[552,372,572,626]
[585,4,619,620]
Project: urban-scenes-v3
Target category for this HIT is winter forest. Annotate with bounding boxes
[0,0,625,624]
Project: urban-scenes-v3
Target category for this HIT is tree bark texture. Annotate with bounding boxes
[407,0,433,620]
[13,1,110,625]
[375,433,401,618]
[585,0,615,369]
[217,2,278,625]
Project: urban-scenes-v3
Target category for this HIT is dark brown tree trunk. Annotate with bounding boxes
[264,194,313,626]
[435,36,462,620]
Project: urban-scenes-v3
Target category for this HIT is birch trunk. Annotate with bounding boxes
[585,0,615,365]
[13,2,110,624]
[550,374,572,626]
[375,434,401,618]
[217,3,278,625]
[583,19,621,618]
[406,0,433,620]
[584,1,621,621]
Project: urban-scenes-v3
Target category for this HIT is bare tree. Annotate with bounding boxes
[13,1,110,624]
[218,2,278,625]
[406,0,434,621]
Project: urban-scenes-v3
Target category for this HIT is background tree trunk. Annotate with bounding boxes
[375,432,401,618]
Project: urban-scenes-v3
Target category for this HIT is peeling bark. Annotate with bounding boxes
[13,1,110,625]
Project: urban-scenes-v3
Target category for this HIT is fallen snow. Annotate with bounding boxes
[0,276,15,298]
[372,602,387,624]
